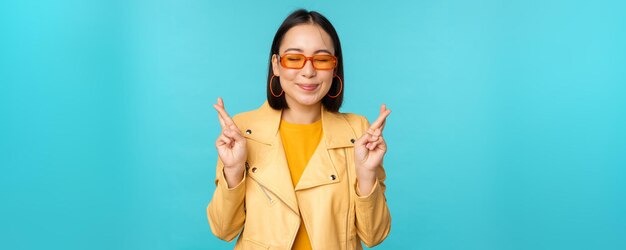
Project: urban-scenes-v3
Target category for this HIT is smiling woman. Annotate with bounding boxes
[266,9,345,115]
[206,9,392,250]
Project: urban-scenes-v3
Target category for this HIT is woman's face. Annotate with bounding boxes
[272,24,335,109]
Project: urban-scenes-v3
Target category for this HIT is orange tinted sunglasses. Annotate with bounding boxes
[278,54,338,70]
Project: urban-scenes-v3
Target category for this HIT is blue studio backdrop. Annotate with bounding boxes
[1,0,625,249]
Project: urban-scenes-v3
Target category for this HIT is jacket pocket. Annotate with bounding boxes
[243,238,269,250]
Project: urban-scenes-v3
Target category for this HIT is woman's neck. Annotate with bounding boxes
[282,102,322,124]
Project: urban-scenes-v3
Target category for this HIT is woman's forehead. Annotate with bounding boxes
[280,24,335,54]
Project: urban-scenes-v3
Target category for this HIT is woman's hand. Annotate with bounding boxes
[213,97,247,187]
[354,104,391,195]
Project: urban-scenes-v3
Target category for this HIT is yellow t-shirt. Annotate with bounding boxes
[279,118,323,250]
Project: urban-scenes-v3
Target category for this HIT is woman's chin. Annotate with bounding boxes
[288,95,324,107]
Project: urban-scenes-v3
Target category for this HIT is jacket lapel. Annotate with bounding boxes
[240,102,358,213]
[240,102,299,214]
[295,108,357,191]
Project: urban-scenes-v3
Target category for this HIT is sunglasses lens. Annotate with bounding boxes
[282,54,306,68]
[312,55,337,70]
[280,54,337,70]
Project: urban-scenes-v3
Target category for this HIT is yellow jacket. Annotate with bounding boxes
[207,102,391,249]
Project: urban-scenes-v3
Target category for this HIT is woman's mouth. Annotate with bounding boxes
[297,84,319,91]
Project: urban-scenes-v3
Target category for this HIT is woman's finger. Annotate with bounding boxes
[368,136,387,151]
[355,131,370,146]
[229,124,243,137]
[377,137,387,151]
[377,110,391,133]
[372,127,382,138]
[368,140,381,150]
[213,104,226,128]
[366,128,375,138]
[216,134,232,148]
[369,104,391,131]
[215,97,236,127]
[367,128,382,142]
[368,141,378,150]
[228,126,245,141]
[223,128,237,139]
[214,103,231,125]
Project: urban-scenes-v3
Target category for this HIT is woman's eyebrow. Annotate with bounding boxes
[283,48,333,54]
[314,49,332,54]
[283,48,303,53]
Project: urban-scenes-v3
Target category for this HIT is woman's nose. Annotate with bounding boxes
[300,59,316,77]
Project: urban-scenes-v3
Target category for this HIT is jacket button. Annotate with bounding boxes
[350,138,355,143]
[246,129,252,135]
[330,174,336,180]
[251,167,257,173]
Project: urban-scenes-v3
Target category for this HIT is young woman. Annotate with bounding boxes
[207,9,391,250]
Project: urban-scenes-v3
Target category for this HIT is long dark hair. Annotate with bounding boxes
[266,9,344,112]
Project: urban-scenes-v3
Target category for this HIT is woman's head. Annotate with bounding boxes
[267,9,344,112]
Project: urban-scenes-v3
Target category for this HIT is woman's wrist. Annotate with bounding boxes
[356,167,377,196]
[223,163,245,188]
[356,165,377,179]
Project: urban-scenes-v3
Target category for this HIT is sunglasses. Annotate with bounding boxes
[278,54,338,70]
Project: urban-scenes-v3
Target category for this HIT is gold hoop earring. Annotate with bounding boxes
[327,75,343,98]
[269,75,283,97]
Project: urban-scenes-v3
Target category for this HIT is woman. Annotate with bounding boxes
[207,9,391,249]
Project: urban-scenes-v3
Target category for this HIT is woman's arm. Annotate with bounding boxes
[206,98,248,241]
[353,108,392,247]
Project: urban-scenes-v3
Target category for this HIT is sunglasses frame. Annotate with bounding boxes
[278,53,338,70]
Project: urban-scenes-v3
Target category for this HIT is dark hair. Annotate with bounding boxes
[267,9,344,112]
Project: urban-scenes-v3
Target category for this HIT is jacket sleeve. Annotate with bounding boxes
[354,115,392,247]
[206,158,246,241]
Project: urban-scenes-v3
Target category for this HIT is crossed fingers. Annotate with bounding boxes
[213,97,238,131]
[367,104,391,138]
[364,104,391,150]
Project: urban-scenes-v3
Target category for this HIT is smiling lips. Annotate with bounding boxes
[297,84,319,91]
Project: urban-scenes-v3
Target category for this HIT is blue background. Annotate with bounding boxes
[1,0,625,249]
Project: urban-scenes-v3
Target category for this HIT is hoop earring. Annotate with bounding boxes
[269,75,283,97]
[327,75,343,98]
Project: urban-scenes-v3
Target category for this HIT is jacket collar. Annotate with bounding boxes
[244,101,356,149]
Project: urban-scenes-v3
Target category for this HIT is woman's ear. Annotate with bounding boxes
[271,54,280,76]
